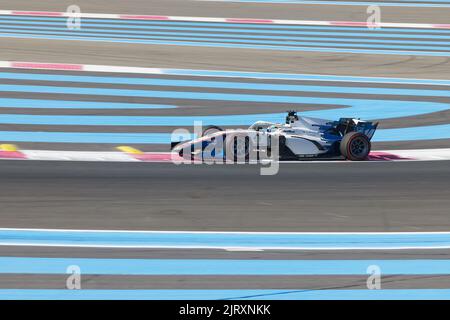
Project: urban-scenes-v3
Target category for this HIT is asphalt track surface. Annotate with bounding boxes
[0,160,447,231]
[0,245,450,290]
[0,160,448,293]
[3,0,450,23]
[0,0,450,298]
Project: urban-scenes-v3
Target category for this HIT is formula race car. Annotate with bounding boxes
[172,111,378,161]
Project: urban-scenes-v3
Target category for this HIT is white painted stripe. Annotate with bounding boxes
[0,10,448,29]
[225,248,265,251]
[0,149,446,163]
[71,13,122,20]
[1,243,450,250]
[1,227,450,235]
[2,228,450,250]
[83,65,163,74]
[22,150,138,162]
[3,60,450,86]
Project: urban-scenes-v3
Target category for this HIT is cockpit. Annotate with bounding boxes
[285,111,299,124]
[248,121,279,131]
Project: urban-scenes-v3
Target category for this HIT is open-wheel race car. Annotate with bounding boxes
[172,111,378,161]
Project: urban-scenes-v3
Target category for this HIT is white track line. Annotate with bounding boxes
[1,228,450,250]
[0,9,449,29]
[3,61,450,86]
[1,243,450,250]
[0,149,443,162]
[14,148,450,163]
[21,150,139,162]
[1,227,450,235]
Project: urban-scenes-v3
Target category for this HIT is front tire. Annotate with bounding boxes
[340,132,370,161]
[202,125,223,137]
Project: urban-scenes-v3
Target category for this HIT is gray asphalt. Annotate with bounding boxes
[4,35,450,79]
[0,160,448,232]
[2,274,450,290]
[3,0,450,23]
[3,246,450,259]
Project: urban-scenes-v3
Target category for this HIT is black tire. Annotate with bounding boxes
[202,125,223,137]
[340,132,371,161]
[225,134,253,162]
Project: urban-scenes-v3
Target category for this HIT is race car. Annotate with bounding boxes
[172,111,378,161]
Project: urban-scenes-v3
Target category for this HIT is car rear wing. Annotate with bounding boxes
[356,121,378,140]
[332,118,378,140]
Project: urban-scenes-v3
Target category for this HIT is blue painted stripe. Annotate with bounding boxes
[4,27,450,51]
[4,67,450,87]
[0,15,441,33]
[0,125,448,143]
[0,98,175,109]
[373,124,450,141]
[0,257,449,275]
[0,104,445,125]
[0,85,447,121]
[3,72,450,98]
[5,23,450,43]
[162,69,450,85]
[1,33,449,57]
[2,289,450,300]
[5,24,450,45]
[1,229,450,249]
[4,288,450,300]
[3,16,450,35]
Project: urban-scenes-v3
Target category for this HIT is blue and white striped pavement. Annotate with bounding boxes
[2,228,450,250]
[3,256,450,275]
[1,228,450,299]
[0,64,449,146]
[2,14,450,56]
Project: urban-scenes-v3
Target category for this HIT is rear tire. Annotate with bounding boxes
[340,132,370,161]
